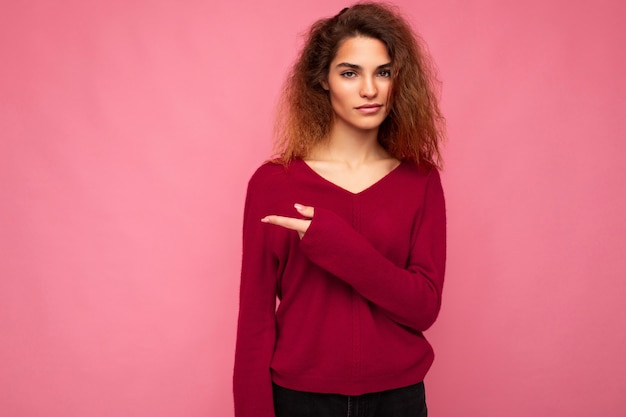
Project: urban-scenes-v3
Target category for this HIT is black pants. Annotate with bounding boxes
[273,382,427,417]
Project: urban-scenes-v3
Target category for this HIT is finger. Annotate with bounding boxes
[294,203,315,219]
[261,215,310,233]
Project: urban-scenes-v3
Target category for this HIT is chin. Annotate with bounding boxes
[356,120,386,131]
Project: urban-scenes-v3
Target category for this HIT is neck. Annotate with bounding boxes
[310,122,387,166]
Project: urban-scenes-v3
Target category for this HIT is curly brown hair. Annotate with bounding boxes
[273,2,445,168]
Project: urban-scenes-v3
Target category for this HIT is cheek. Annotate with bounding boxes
[381,88,393,109]
[329,85,352,108]
[328,95,345,116]
[381,82,392,99]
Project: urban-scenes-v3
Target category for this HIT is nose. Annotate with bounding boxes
[360,76,378,99]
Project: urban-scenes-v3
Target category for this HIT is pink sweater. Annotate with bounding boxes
[233,159,446,417]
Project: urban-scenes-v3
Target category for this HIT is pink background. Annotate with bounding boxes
[1,1,624,416]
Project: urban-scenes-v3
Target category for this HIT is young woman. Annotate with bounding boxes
[234,3,446,416]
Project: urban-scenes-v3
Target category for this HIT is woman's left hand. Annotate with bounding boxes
[261,203,314,239]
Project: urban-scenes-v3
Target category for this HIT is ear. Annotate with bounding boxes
[320,78,329,91]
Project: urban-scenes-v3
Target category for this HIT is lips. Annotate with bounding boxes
[355,103,383,114]
[356,103,382,109]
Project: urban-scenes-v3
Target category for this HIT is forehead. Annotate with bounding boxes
[332,36,390,65]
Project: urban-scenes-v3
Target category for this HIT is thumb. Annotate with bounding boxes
[294,203,315,219]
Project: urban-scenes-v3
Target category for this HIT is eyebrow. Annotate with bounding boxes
[335,62,392,70]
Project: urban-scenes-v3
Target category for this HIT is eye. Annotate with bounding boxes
[340,71,357,78]
[378,69,391,78]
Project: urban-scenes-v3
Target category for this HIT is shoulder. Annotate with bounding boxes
[246,159,303,196]
[397,160,441,185]
[248,160,287,187]
[391,161,444,207]
[243,160,302,219]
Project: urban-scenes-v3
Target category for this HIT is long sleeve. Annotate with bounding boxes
[233,161,444,401]
[233,176,278,417]
[299,169,446,331]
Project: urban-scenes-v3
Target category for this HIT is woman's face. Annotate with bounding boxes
[323,36,392,135]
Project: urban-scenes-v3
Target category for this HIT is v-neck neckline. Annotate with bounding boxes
[297,158,404,196]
